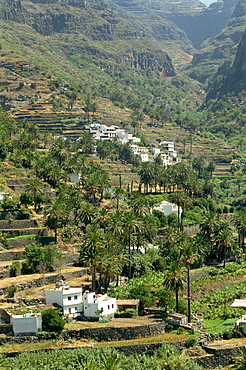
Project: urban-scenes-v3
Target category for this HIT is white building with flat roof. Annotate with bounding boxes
[153,200,181,217]
[11,313,42,336]
[45,280,82,318]
[83,291,117,319]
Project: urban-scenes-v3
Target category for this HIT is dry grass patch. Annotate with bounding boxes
[65,316,162,330]
[0,266,82,289]
[0,339,93,353]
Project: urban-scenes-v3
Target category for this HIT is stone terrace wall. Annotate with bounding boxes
[195,346,241,369]
[0,268,88,295]
[57,321,166,342]
[0,250,23,261]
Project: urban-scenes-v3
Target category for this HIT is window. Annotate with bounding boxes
[112,304,114,309]
[68,296,71,301]
[108,305,110,310]
[74,295,78,300]
[68,308,71,314]
[75,307,78,311]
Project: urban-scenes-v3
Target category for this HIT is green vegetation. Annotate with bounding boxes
[0,344,202,370]
[202,319,237,334]
[41,309,65,332]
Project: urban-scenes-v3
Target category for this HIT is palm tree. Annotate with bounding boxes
[128,192,150,216]
[138,163,154,194]
[170,191,189,231]
[92,208,111,230]
[232,210,246,252]
[163,261,186,313]
[112,187,125,210]
[181,241,198,322]
[78,202,98,229]
[214,221,234,268]
[25,177,44,211]
[45,197,68,242]
[51,136,68,166]
[122,212,143,278]
[200,211,221,241]
[79,224,105,291]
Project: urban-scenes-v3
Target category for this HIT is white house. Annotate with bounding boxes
[84,123,141,144]
[83,291,117,319]
[153,200,181,217]
[45,280,83,318]
[70,173,81,183]
[159,141,178,159]
[11,313,42,336]
[130,144,149,162]
[0,192,10,201]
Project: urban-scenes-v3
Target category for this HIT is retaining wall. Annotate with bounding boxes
[0,267,88,295]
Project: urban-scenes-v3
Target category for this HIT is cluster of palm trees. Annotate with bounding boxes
[138,162,215,198]
[45,188,158,291]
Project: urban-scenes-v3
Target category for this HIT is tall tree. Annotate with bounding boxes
[25,177,44,211]
[79,224,105,291]
[163,261,186,313]
[232,210,246,252]
[181,241,198,322]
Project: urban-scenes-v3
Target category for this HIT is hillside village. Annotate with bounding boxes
[2,0,246,368]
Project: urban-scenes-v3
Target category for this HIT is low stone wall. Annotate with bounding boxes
[0,324,12,334]
[0,253,79,279]
[0,212,22,221]
[0,250,23,261]
[0,297,45,305]
[57,321,167,342]
[0,321,167,344]
[115,340,186,355]
[194,346,241,369]
[3,228,47,239]
[0,220,39,230]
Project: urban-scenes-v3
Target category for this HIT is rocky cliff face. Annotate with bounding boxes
[185,0,246,83]
[206,28,246,99]
[232,28,246,72]
[121,50,175,76]
[168,0,238,49]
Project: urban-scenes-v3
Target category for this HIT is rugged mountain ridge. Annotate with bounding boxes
[168,0,238,48]
[184,0,246,84]
[206,28,246,99]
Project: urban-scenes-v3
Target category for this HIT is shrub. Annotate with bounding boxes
[8,284,17,298]
[10,261,22,277]
[223,330,233,340]
[19,206,31,219]
[2,238,9,247]
[185,335,198,347]
[42,309,65,331]
[165,324,174,333]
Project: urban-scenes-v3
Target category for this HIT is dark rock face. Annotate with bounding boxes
[168,0,238,49]
[232,28,246,73]
[122,50,175,76]
[206,29,246,99]
[187,0,246,79]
